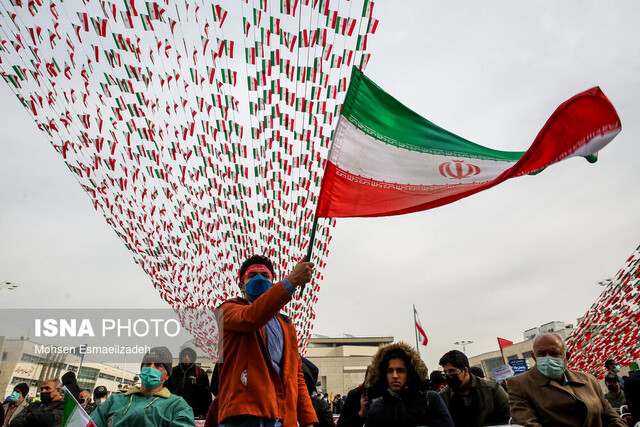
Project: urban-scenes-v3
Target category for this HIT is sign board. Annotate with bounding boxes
[508,358,529,375]
[14,363,40,379]
[493,364,514,381]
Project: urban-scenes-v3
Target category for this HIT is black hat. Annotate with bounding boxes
[141,346,173,374]
[93,385,108,396]
[14,383,29,397]
[604,373,620,383]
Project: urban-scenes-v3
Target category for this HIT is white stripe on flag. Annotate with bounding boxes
[331,118,517,185]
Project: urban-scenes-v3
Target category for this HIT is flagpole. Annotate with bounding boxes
[413,304,421,358]
[306,214,319,262]
[302,111,338,292]
[301,215,319,294]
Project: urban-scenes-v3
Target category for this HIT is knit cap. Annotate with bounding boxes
[14,383,29,397]
[141,346,173,374]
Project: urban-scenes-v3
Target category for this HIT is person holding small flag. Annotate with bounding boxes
[10,371,80,427]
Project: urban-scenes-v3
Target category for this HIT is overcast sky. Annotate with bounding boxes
[2,1,640,371]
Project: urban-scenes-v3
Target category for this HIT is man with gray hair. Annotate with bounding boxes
[507,333,626,426]
[10,378,65,427]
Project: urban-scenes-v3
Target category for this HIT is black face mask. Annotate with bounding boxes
[445,373,463,390]
[79,398,86,404]
[607,384,620,393]
[40,392,53,404]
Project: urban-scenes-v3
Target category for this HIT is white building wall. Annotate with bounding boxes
[1,338,137,399]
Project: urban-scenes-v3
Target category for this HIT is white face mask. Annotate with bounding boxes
[96,398,107,405]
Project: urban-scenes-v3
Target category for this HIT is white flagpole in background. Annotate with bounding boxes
[413,304,421,358]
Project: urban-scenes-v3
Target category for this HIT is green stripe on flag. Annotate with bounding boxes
[341,68,524,161]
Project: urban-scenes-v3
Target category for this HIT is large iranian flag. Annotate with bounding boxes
[316,68,621,218]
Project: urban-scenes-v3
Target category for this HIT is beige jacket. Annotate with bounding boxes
[3,399,28,426]
[507,365,626,427]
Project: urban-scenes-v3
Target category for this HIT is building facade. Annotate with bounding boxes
[305,336,393,396]
[0,337,138,399]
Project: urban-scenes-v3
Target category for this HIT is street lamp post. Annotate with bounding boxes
[454,340,474,354]
[0,281,20,291]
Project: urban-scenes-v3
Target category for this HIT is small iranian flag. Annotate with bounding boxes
[414,306,428,346]
[61,386,97,427]
[316,68,621,218]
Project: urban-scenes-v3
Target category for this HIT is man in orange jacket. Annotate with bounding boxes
[217,255,318,427]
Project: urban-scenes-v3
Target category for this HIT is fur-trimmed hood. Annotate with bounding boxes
[365,342,429,390]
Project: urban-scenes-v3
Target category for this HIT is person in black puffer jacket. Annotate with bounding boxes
[364,342,453,427]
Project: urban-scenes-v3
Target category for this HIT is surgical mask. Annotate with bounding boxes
[445,373,463,391]
[10,391,21,403]
[96,397,106,405]
[613,364,621,373]
[245,274,273,300]
[140,367,164,390]
[536,356,565,379]
[40,392,52,404]
[607,384,620,393]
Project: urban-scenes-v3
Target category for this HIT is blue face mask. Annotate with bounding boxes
[10,391,21,403]
[140,367,164,390]
[536,356,565,379]
[245,274,273,300]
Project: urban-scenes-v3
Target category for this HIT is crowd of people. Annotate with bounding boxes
[3,254,640,426]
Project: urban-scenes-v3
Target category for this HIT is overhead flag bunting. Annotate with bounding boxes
[315,67,622,218]
[0,0,380,357]
[567,243,640,379]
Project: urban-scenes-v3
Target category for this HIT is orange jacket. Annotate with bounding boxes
[217,282,318,427]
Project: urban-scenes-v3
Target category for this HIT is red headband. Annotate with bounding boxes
[240,265,273,283]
